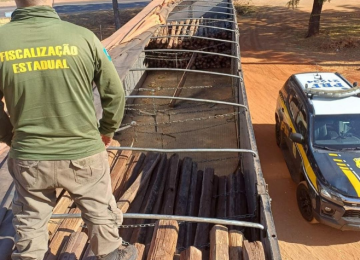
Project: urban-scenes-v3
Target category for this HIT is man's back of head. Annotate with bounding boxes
[15,0,54,8]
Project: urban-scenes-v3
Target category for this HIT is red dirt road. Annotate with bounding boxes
[239,0,360,259]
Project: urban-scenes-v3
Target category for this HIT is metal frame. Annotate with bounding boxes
[51,213,264,230]
[129,68,242,79]
[125,95,247,110]
[151,35,236,44]
[107,147,258,157]
[143,49,239,60]
[170,10,234,16]
[159,23,236,33]
[167,17,235,23]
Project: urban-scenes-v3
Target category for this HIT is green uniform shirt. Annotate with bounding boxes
[0,6,125,160]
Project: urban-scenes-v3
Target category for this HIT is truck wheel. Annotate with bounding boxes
[296,182,318,223]
[275,120,284,147]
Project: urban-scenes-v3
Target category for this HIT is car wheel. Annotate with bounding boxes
[275,120,283,147]
[296,181,318,223]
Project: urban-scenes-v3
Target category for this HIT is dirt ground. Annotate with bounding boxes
[238,0,360,259]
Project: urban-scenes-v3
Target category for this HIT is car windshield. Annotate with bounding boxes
[313,114,360,150]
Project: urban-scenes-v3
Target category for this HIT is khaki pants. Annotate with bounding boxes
[8,151,122,260]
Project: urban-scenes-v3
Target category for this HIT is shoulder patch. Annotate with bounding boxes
[103,47,111,61]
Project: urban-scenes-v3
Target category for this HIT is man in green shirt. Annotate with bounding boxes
[0,0,137,259]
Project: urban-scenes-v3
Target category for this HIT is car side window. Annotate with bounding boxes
[296,111,308,137]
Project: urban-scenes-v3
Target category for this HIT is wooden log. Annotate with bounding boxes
[144,244,151,260]
[227,174,235,229]
[144,158,170,245]
[175,157,192,216]
[181,19,191,39]
[236,171,248,216]
[58,232,88,260]
[156,26,165,44]
[229,230,244,260]
[161,22,170,44]
[131,154,168,243]
[147,220,179,260]
[175,157,193,251]
[202,249,210,260]
[167,21,178,49]
[117,152,161,213]
[162,154,180,215]
[192,170,203,239]
[151,158,169,215]
[55,188,63,199]
[119,153,161,241]
[210,225,229,260]
[135,243,146,260]
[111,150,133,198]
[45,208,83,260]
[180,247,202,260]
[124,153,146,191]
[174,21,184,48]
[216,176,227,219]
[193,170,203,217]
[169,53,197,107]
[184,163,198,248]
[147,27,160,47]
[194,168,214,247]
[48,191,73,241]
[108,139,122,171]
[188,19,197,37]
[242,241,265,260]
[211,175,219,218]
[153,27,160,39]
[116,153,146,200]
[194,18,200,36]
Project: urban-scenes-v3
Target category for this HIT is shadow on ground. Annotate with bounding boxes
[238,5,360,64]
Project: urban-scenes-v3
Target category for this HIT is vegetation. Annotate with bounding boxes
[234,0,256,15]
[287,0,331,38]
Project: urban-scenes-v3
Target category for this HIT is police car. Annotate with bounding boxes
[275,72,360,230]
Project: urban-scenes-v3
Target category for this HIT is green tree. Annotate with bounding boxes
[112,0,121,30]
[288,0,330,38]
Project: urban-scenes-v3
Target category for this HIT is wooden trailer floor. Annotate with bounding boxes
[0,71,263,260]
[119,69,239,176]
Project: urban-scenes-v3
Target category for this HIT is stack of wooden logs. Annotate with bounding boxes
[0,142,265,260]
[145,19,233,69]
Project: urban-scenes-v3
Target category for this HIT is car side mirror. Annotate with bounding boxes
[290,133,305,144]
[353,82,358,88]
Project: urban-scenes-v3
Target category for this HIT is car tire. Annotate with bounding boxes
[296,181,318,224]
[275,120,284,148]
